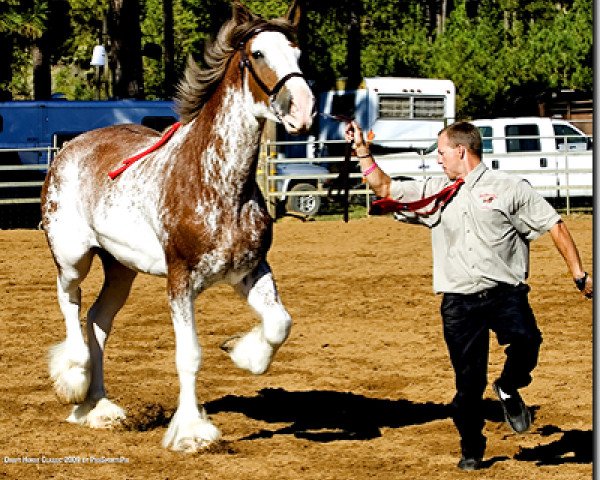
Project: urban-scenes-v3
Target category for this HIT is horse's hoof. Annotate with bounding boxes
[87,398,126,428]
[219,335,241,354]
[163,412,221,452]
[66,398,125,428]
[172,437,213,453]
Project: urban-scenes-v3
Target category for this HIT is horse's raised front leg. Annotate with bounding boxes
[163,282,220,452]
[223,261,292,375]
[67,254,137,428]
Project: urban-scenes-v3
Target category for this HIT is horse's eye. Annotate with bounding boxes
[252,51,263,60]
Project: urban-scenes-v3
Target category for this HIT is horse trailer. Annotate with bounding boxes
[315,77,456,156]
[0,100,177,167]
[265,77,456,216]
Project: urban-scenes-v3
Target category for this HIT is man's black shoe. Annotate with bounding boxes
[457,456,482,471]
[493,381,531,433]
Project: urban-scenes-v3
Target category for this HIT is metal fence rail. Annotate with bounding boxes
[0,146,54,205]
[0,135,593,217]
[258,136,593,216]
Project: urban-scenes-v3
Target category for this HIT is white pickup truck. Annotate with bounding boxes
[376,117,593,199]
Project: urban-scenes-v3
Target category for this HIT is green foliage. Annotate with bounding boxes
[0,0,47,39]
[2,0,593,116]
[523,0,592,90]
[425,1,507,117]
[362,3,430,78]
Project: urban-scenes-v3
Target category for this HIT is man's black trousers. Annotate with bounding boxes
[441,283,543,458]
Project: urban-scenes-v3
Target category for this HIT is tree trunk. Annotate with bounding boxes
[162,0,176,98]
[109,0,145,99]
[440,0,447,34]
[345,4,362,91]
[425,0,441,39]
[0,34,13,101]
[32,41,52,100]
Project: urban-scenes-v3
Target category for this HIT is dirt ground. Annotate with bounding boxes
[0,214,593,479]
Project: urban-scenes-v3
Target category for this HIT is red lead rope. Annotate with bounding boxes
[108,122,182,179]
[369,178,465,216]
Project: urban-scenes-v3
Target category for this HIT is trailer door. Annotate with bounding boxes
[0,104,44,165]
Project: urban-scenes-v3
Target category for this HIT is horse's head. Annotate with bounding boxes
[233,1,315,135]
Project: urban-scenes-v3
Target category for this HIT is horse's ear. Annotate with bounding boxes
[232,1,254,25]
[286,0,303,28]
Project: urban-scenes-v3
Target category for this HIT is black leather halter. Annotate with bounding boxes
[237,27,305,102]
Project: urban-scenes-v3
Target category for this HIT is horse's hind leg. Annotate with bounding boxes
[48,252,94,405]
[67,253,137,428]
[223,261,292,374]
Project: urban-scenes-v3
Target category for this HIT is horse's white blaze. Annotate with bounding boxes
[249,31,314,132]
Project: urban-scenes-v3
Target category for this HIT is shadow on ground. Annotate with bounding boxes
[514,425,592,465]
[123,387,590,464]
[206,387,451,442]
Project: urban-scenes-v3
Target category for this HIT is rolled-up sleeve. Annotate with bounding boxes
[388,177,449,226]
[512,180,561,241]
[389,178,426,202]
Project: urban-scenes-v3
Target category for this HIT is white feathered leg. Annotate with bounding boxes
[48,254,94,404]
[67,255,136,428]
[163,291,220,452]
[224,261,292,375]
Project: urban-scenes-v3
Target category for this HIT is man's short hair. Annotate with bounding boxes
[440,121,482,158]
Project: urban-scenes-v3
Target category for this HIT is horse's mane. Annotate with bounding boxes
[176,8,297,125]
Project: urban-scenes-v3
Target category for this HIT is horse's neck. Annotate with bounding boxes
[191,82,264,188]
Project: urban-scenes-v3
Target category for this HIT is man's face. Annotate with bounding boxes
[437,132,465,180]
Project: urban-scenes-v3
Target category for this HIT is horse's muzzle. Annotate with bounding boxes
[276,79,315,135]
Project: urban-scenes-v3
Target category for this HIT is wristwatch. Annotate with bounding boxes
[574,272,588,291]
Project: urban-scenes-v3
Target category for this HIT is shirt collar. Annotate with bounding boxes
[462,161,487,189]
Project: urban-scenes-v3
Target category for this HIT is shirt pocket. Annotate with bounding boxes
[471,206,515,247]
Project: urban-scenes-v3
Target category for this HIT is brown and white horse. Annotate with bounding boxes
[41,1,314,452]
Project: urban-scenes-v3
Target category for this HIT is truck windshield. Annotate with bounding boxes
[553,124,588,150]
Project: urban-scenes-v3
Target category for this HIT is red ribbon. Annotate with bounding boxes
[369,178,465,216]
[108,122,182,179]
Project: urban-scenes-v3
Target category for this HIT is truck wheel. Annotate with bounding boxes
[286,183,321,217]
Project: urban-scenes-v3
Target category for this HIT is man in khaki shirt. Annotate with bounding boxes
[345,120,593,471]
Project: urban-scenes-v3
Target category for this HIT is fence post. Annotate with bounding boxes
[265,140,276,218]
[564,135,571,215]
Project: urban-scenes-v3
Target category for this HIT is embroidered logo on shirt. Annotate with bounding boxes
[479,193,497,204]
[478,193,497,209]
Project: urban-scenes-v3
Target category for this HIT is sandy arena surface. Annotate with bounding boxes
[0,214,593,479]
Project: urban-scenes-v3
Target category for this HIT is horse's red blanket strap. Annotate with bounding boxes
[369,178,465,216]
[108,122,182,179]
